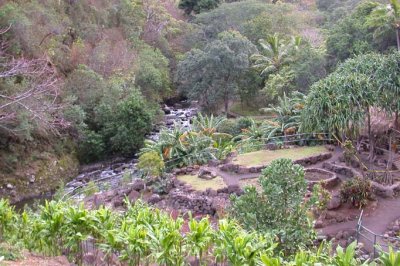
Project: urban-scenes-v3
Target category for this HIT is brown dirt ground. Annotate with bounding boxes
[3,253,70,266]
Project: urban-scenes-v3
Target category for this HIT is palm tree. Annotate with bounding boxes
[367,0,400,51]
[251,34,301,76]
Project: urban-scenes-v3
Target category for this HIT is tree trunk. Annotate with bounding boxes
[224,97,229,117]
[394,111,399,130]
[367,107,375,162]
[396,28,400,51]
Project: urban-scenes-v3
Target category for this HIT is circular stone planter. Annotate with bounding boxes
[305,168,339,189]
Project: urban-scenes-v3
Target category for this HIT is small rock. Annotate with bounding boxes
[128,190,141,203]
[10,190,17,197]
[148,194,162,204]
[113,197,124,208]
[314,220,324,229]
[131,178,145,191]
[227,184,242,195]
[29,175,35,183]
[336,231,343,239]
[6,184,13,190]
[327,195,341,210]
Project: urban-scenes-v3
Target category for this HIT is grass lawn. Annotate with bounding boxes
[234,146,327,167]
[177,174,227,191]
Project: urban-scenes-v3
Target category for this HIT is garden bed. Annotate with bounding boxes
[305,168,339,189]
[176,174,227,191]
[233,146,328,167]
[220,146,331,174]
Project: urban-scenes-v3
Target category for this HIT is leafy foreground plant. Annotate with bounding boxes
[0,198,398,265]
[230,158,317,253]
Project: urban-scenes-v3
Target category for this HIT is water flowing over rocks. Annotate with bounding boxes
[64,101,198,199]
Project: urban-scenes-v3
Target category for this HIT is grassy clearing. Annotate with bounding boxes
[177,174,227,191]
[230,102,264,116]
[233,146,327,167]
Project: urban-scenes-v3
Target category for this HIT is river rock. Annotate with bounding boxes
[6,184,14,190]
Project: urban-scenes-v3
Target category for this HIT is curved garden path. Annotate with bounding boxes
[320,197,400,253]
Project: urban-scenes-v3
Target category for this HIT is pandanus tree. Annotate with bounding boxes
[301,54,382,161]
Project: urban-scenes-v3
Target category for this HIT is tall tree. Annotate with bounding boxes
[176,31,257,115]
[376,52,400,128]
[367,0,400,51]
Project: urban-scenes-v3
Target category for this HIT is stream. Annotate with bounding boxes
[62,101,198,200]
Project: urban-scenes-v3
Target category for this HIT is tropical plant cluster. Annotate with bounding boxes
[339,177,373,208]
[141,114,234,169]
[0,198,399,265]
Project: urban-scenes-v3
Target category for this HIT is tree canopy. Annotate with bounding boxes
[176,31,257,114]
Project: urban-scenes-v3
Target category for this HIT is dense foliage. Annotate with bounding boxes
[176,31,257,113]
[0,198,398,265]
[141,114,233,168]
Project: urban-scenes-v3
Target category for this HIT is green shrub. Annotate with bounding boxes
[339,177,372,208]
[78,130,105,163]
[235,117,253,133]
[84,181,99,197]
[230,159,316,253]
[218,119,239,136]
[137,151,165,177]
[97,92,153,156]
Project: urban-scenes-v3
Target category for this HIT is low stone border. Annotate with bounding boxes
[305,168,339,189]
[371,181,400,198]
[322,162,356,178]
[219,152,332,174]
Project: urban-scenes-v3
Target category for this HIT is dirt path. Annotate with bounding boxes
[319,197,400,253]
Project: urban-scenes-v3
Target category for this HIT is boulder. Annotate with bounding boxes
[208,159,221,167]
[227,184,242,195]
[148,194,162,204]
[113,197,124,208]
[327,195,342,210]
[131,178,145,191]
[198,168,217,180]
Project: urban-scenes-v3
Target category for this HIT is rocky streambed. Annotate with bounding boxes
[63,101,198,200]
